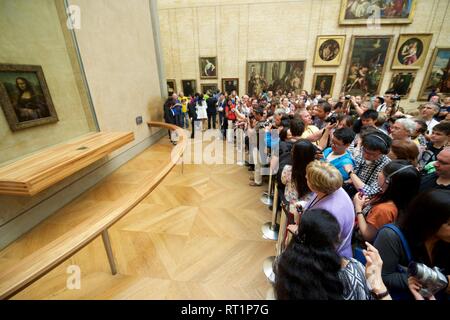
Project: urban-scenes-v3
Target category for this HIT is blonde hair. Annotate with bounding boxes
[306,161,343,195]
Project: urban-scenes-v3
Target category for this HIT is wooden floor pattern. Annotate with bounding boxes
[0,133,275,299]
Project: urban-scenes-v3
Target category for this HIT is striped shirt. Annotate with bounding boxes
[353,154,391,197]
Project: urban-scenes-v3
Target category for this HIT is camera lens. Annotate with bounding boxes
[408,262,419,277]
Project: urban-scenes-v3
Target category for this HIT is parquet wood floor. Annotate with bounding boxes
[0,133,275,299]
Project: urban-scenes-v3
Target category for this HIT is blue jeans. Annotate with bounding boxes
[181,112,189,128]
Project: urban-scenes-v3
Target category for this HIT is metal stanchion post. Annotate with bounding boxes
[260,160,273,206]
[276,205,288,256]
[262,181,279,240]
[263,255,275,283]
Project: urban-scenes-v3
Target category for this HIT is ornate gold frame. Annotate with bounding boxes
[245,60,307,96]
[391,34,433,70]
[312,73,336,96]
[199,57,218,79]
[388,71,416,98]
[0,64,58,131]
[313,35,346,67]
[221,78,239,95]
[200,83,218,95]
[166,79,176,96]
[341,35,394,96]
[418,47,450,101]
[339,0,417,25]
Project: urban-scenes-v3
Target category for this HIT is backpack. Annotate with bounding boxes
[354,224,412,267]
[418,150,435,171]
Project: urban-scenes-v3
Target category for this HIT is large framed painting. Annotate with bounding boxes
[246,60,306,97]
[0,64,58,131]
[342,35,393,96]
[200,83,218,95]
[222,78,239,95]
[181,79,197,97]
[388,71,416,98]
[312,73,336,96]
[339,0,417,25]
[314,36,346,67]
[418,47,450,101]
[199,57,217,79]
[391,34,433,69]
[166,79,176,97]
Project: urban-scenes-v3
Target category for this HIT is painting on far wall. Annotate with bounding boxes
[419,47,450,101]
[200,83,218,95]
[199,57,217,79]
[222,78,239,95]
[314,36,346,67]
[312,74,336,96]
[182,80,197,97]
[0,64,58,131]
[388,71,416,98]
[342,35,393,96]
[339,0,417,25]
[391,34,433,69]
[246,61,306,97]
[166,79,176,97]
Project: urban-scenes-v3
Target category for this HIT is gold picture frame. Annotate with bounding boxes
[246,60,306,97]
[418,47,450,101]
[181,79,197,97]
[200,83,218,95]
[199,57,217,79]
[388,71,416,98]
[342,35,393,96]
[222,78,239,95]
[0,64,58,131]
[314,36,346,67]
[166,79,176,97]
[312,73,336,96]
[339,0,417,25]
[391,34,433,70]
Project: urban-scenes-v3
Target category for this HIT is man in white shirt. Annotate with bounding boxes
[373,96,386,113]
[420,103,440,135]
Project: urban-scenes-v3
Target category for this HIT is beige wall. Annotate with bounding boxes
[159,0,450,111]
[69,0,164,144]
[0,0,166,248]
[0,0,95,164]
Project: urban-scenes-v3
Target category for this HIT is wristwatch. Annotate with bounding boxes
[370,289,389,300]
[356,212,363,216]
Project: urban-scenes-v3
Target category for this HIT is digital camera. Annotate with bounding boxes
[408,261,448,298]
[324,114,338,124]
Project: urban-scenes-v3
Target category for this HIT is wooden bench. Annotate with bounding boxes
[0,122,187,299]
[0,132,135,196]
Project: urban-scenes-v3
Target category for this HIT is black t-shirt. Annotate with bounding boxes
[420,173,450,192]
[206,97,217,114]
[426,142,443,158]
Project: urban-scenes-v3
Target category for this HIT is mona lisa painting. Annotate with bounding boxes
[0,64,58,131]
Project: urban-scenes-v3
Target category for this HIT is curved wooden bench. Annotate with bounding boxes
[0,122,187,299]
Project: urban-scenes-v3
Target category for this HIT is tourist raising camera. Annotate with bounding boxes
[374,189,450,300]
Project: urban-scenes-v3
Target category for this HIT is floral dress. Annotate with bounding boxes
[281,165,313,220]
